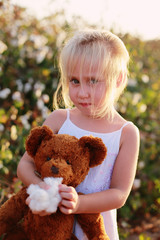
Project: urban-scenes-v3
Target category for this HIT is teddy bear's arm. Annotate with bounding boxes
[76,213,110,240]
[0,187,28,236]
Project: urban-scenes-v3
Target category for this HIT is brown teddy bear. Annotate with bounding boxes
[0,125,110,240]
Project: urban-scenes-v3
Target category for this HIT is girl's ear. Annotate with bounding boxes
[79,136,107,167]
[26,125,54,157]
[116,73,126,88]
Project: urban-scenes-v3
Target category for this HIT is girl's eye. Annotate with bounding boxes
[90,79,98,84]
[70,78,79,84]
[46,157,51,161]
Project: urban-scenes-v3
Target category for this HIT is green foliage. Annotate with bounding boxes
[0,0,160,237]
[117,35,160,223]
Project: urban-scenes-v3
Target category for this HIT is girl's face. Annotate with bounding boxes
[68,61,107,117]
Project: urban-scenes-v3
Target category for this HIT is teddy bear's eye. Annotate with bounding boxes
[66,160,71,165]
[46,156,51,161]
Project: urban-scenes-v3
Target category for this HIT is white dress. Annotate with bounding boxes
[58,109,132,240]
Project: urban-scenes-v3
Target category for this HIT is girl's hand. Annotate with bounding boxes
[59,184,80,214]
[26,181,51,216]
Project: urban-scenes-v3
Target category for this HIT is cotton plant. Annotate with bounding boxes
[0,88,11,99]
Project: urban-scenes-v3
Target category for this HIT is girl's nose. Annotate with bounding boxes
[78,85,89,98]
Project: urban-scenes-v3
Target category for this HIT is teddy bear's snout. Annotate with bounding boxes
[51,166,59,174]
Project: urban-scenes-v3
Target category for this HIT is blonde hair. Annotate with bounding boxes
[53,29,129,119]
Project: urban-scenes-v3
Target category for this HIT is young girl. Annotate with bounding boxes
[17,29,140,240]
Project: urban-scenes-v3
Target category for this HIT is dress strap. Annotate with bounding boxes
[66,109,70,120]
[121,121,132,131]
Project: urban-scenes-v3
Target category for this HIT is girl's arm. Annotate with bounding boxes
[59,123,140,214]
[17,152,42,186]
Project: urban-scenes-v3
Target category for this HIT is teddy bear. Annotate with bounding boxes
[0,125,110,240]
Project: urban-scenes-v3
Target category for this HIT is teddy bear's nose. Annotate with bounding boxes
[51,166,59,174]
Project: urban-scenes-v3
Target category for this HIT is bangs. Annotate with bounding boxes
[62,40,110,83]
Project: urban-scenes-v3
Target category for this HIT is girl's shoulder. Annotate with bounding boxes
[114,111,139,134]
[115,112,139,145]
[122,121,139,135]
[42,109,68,134]
[120,121,140,147]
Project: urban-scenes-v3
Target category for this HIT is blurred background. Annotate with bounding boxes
[0,0,160,239]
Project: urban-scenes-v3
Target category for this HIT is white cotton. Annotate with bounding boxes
[27,177,63,213]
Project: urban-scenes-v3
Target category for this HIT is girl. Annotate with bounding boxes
[17,29,140,239]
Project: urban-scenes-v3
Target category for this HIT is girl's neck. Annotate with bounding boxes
[69,108,126,134]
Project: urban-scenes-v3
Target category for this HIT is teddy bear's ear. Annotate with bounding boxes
[79,136,107,167]
[26,125,54,157]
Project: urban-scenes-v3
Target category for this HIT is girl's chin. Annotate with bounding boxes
[78,107,98,117]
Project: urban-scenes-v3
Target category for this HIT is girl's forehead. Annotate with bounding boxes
[67,57,104,79]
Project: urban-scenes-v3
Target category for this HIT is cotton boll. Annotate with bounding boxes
[27,185,49,211]
[44,177,63,213]
[27,177,63,213]
[30,189,49,211]
[27,184,39,195]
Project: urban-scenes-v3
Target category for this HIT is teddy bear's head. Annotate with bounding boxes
[26,125,107,187]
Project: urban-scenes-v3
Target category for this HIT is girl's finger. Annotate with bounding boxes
[38,182,50,190]
[38,211,51,216]
[60,199,75,209]
[60,192,75,201]
[32,210,51,216]
[59,184,70,192]
[25,197,31,205]
[59,205,73,215]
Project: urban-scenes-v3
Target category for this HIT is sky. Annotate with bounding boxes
[11,0,160,40]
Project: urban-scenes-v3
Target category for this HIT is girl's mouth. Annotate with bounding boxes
[79,103,91,107]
